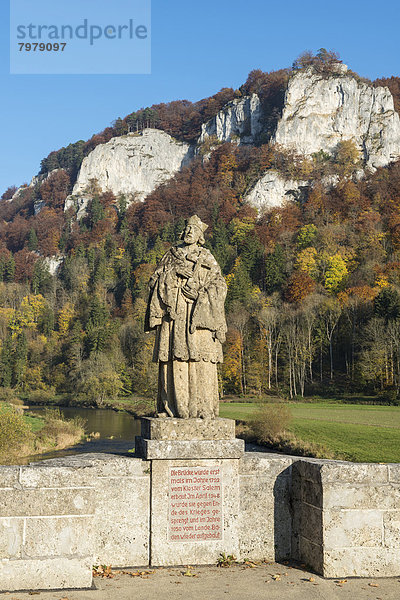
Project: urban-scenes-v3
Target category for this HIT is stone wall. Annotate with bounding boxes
[292,459,400,577]
[0,451,399,591]
[239,453,293,561]
[0,454,150,591]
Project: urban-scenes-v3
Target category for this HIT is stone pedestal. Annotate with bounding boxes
[136,417,244,460]
[135,417,244,566]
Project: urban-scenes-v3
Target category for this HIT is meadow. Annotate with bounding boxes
[219,401,400,463]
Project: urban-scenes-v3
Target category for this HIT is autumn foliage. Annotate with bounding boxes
[1,54,400,401]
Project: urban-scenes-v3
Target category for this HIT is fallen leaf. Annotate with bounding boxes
[369,583,379,587]
[93,565,114,578]
[243,559,258,568]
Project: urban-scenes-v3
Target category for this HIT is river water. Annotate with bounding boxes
[25,407,141,463]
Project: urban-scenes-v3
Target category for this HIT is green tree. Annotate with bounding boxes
[13,333,28,387]
[27,228,38,251]
[38,305,55,336]
[374,287,400,323]
[265,245,286,294]
[0,338,13,388]
[226,258,253,308]
[89,196,105,228]
[4,257,15,283]
[297,224,317,249]
[32,260,53,295]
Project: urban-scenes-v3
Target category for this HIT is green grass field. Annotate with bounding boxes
[24,414,45,432]
[219,402,400,463]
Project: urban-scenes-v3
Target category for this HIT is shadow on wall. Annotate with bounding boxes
[273,464,293,561]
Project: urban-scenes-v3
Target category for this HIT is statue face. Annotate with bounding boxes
[183,224,201,245]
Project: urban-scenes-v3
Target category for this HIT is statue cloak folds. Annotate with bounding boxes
[145,221,227,419]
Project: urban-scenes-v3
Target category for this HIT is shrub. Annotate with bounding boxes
[28,388,57,405]
[0,387,23,406]
[249,402,292,443]
[377,389,400,406]
[0,403,32,458]
[32,409,85,452]
[237,419,335,459]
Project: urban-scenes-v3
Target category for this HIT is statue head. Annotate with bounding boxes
[182,215,208,245]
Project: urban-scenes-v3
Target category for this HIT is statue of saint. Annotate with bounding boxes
[145,215,227,419]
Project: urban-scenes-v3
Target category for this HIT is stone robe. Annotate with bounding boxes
[145,244,227,418]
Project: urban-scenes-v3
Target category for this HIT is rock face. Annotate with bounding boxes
[65,129,194,216]
[60,67,400,215]
[43,255,64,276]
[274,65,400,170]
[199,65,400,208]
[244,170,308,212]
[10,169,61,212]
[199,94,263,145]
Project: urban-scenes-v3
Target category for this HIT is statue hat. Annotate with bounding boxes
[187,214,208,233]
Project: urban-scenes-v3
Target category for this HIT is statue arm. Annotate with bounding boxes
[145,252,171,331]
[190,269,227,342]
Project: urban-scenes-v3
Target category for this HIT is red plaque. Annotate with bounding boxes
[169,466,223,542]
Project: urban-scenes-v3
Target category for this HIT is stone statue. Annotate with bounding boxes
[145,215,227,419]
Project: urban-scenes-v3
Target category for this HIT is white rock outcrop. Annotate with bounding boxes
[199,94,263,145]
[38,66,400,218]
[65,129,193,216]
[43,255,64,276]
[273,65,400,170]
[10,169,61,209]
[244,170,308,212]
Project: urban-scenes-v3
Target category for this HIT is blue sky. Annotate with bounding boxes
[1,0,400,193]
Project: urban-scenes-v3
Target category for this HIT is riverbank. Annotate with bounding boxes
[10,391,400,463]
[22,391,155,418]
[0,404,86,464]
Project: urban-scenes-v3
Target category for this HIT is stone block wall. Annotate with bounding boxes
[0,462,95,590]
[239,453,293,561]
[0,451,399,591]
[0,455,150,591]
[293,460,400,577]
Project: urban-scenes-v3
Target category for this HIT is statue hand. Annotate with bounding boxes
[182,284,198,300]
[175,265,193,278]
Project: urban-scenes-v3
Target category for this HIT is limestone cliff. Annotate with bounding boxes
[63,67,400,215]
[198,94,263,145]
[200,66,400,171]
[273,65,400,170]
[65,129,194,217]
[201,65,400,209]
[244,170,308,213]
